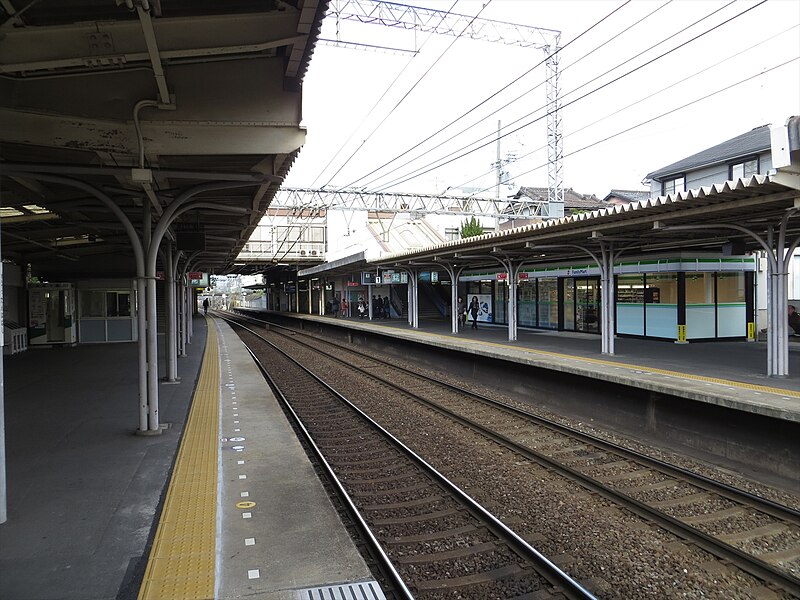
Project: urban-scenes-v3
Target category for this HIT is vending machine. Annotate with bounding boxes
[28,283,77,346]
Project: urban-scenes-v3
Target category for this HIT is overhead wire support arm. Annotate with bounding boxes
[329,0,559,49]
[270,187,554,219]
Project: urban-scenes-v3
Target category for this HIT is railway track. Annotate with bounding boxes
[224,311,800,598]
[227,317,595,599]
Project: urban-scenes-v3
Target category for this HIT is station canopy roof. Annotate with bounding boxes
[368,172,800,273]
[0,0,327,280]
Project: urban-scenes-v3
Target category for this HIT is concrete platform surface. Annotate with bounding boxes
[213,318,373,599]
[0,318,207,600]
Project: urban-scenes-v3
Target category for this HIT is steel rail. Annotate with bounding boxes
[238,311,800,522]
[222,315,597,600]
[234,325,412,600]
[234,313,800,597]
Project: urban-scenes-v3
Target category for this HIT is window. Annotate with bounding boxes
[729,157,759,180]
[80,290,131,317]
[445,228,459,241]
[661,176,685,196]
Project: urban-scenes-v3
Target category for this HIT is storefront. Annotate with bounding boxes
[615,258,754,340]
[463,255,755,340]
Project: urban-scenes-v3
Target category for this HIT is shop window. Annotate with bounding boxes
[537,278,558,329]
[716,272,746,337]
[616,274,644,335]
[686,273,715,339]
[518,281,537,327]
[645,273,678,338]
[80,291,106,317]
[494,282,507,324]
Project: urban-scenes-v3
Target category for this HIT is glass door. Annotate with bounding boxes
[562,278,575,330]
[575,278,600,333]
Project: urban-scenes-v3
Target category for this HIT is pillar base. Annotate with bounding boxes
[134,427,163,437]
[161,377,182,385]
[674,340,689,345]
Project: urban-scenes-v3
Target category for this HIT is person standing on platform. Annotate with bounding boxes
[789,305,800,335]
[340,297,349,318]
[358,299,366,319]
[203,297,209,315]
[457,297,465,329]
[373,295,382,319]
[469,296,479,330]
[383,295,391,319]
[331,296,340,317]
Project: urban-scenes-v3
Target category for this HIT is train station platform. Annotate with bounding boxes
[0,315,375,600]
[250,310,800,425]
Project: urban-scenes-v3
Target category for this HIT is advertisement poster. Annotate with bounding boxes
[29,290,46,327]
[469,293,492,323]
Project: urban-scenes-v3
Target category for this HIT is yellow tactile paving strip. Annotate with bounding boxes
[410,328,800,399]
[139,317,219,600]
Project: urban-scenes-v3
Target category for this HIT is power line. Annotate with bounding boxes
[365,0,749,191]
[466,56,799,198]
[445,22,800,194]
[310,0,461,189]
[317,0,492,190]
[351,0,675,193]
[272,1,493,263]
[365,0,768,192]
[333,1,633,191]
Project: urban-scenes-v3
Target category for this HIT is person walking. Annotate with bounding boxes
[202,297,209,315]
[469,296,479,330]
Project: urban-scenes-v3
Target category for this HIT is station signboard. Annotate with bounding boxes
[496,273,508,281]
[378,270,408,285]
[189,272,209,287]
[361,271,378,285]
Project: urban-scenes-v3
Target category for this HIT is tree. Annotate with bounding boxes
[460,216,484,238]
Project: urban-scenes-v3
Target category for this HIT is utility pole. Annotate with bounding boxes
[495,120,501,232]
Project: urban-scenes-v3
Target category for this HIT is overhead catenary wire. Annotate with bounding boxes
[316,0,492,191]
[262,0,790,262]
[273,0,493,263]
[366,0,769,193]
[309,0,462,189]
[334,0,634,192]
[366,0,754,192]
[445,22,800,194]
[462,56,799,199]
[350,0,677,194]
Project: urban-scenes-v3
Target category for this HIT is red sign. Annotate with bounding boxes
[518,272,529,280]
[188,271,203,280]
[346,281,360,287]
[496,273,508,281]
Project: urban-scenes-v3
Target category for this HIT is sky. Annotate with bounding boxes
[283,0,800,200]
